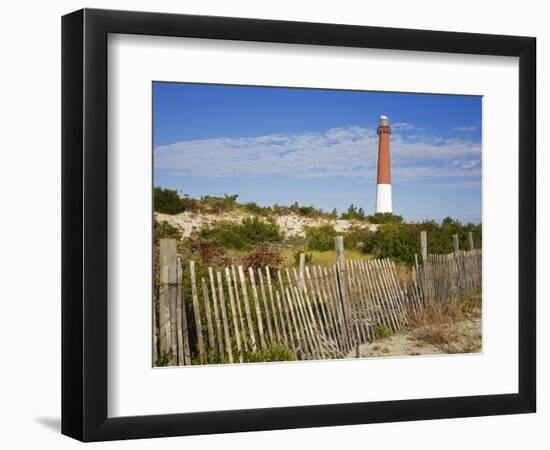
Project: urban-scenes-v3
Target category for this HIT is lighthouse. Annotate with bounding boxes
[375,115,392,213]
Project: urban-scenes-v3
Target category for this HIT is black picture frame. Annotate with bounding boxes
[61,8,536,442]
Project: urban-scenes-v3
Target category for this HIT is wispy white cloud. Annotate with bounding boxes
[392,122,415,130]
[154,125,481,183]
[452,126,478,132]
[428,181,481,190]
[451,159,479,170]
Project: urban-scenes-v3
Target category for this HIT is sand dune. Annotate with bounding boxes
[155,211,378,240]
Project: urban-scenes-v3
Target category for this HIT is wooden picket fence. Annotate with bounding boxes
[411,249,482,307]
[154,233,482,366]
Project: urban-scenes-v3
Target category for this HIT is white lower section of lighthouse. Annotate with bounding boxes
[376,183,392,213]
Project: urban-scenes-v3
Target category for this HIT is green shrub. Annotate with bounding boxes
[374,323,392,339]
[154,351,172,367]
[304,225,367,251]
[240,216,282,244]
[191,348,225,366]
[366,212,404,224]
[343,226,371,250]
[154,187,183,214]
[199,217,283,250]
[224,194,239,206]
[154,187,199,214]
[272,201,330,218]
[305,224,337,251]
[297,205,316,217]
[199,221,245,249]
[243,201,272,216]
[242,344,297,363]
[190,344,297,365]
[363,219,482,264]
[363,223,419,264]
[180,194,199,212]
[200,195,236,213]
[199,222,237,249]
[340,204,366,220]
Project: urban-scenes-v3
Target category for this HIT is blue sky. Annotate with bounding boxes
[153,82,482,223]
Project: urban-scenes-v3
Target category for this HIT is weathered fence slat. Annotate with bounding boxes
[217,271,233,363]
[276,290,293,352]
[249,267,266,351]
[323,266,345,351]
[292,286,315,358]
[201,277,216,352]
[208,267,224,358]
[359,260,386,332]
[284,287,301,355]
[351,259,372,341]
[335,263,352,352]
[158,266,171,358]
[189,260,204,361]
[266,266,284,345]
[468,232,475,251]
[231,265,248,352]
[305,266,331,342]
[298,253,306,292]
[225,267,243,363]
[238,265,257,352]
[286,270,311,356]
[278,270,293,347]
[257,268,274,344]
[176,257,187,365]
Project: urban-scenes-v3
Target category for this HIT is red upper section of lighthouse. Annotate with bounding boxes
[376,123,392,184]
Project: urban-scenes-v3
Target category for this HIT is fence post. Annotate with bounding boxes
[453,234,460,255]
[153,288,158,366]
[468,232,475,251]
[334,236,351,351]
[299,252,306,292]
[159,238,177,365]
[420,231,428,262]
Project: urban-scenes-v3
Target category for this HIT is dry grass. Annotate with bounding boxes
[394,263,413,285]
[280,248,373,267]
[408,295,482,353]
[348,294,482,359]
[217,248,373,269]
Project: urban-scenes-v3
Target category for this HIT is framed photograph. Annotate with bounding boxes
[62,8,536,442]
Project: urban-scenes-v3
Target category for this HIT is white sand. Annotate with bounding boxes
[346,315,482,359]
